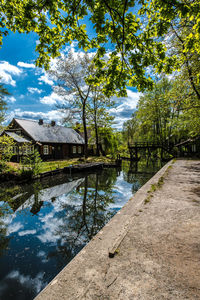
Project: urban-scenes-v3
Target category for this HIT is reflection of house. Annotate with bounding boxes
[9,178,84,213]
[1,118,85,161]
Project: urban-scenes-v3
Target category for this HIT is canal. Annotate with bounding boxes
[0,161,162,300]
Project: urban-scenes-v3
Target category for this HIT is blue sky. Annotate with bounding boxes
[0,31,141,130]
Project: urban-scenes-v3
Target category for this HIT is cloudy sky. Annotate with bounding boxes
[0,31,141,130]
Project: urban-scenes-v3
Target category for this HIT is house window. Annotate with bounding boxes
[12,146,18,154]
[78,146,82,154]
[27,146,31,154]
[23,146,28,155]
[73,146,76,154]
[19,146,23,155]
[43,145,49,155]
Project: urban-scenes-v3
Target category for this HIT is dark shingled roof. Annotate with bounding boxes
[5,131,31,143]
[14,118,85,144]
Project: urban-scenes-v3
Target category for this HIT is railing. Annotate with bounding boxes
[128,142,164,148]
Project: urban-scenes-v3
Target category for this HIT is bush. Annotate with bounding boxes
[21,150,42,176]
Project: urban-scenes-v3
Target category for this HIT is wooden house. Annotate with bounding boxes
[0,118,85,161]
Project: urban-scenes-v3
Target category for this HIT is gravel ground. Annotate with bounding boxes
[35,160,200,300]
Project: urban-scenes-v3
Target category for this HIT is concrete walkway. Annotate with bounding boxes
[35,160,200,300]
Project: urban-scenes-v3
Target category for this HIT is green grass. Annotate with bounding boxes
[6,156,113,174]
[39,158,80,173]
[39,156,113,173]
[144,162,174,206]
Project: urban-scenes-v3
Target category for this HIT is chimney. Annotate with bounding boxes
[51,120,56,126]
[38,119,43,125]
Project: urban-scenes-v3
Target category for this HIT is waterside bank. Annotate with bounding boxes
[0,160,121,185]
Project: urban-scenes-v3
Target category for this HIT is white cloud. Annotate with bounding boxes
[17,62,35,69]
[5,108,68,125]
[28,87,43,94]
[6,96,16,103]
[110,89,142,129]
[39,92,66,106]
[38,74,54,85]
[0,61,22,86]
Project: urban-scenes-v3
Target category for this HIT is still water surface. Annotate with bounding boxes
[0,161,162,300]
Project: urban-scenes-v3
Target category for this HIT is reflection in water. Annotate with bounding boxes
[0,161,162,300]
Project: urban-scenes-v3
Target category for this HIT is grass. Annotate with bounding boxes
[40,156,113,173]
[5,156,113,174]
[144,164,173,205]
[40,158,80,173]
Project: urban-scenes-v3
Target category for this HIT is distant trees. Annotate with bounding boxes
[123,73,200,147]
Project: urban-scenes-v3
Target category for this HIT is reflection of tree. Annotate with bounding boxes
[48,170,117,267]
[0,203,11,256]
[0,182,44,214]
[0,174,82,215]
[30,182,44,215]
[123,161,162,193]
[0,226,10,256]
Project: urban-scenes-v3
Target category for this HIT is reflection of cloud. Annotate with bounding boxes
[7,222,24,235]
[37,250,45,257]
[108,173,133,209]
[37,179,84,244]
[5,270,46,294]
[18,229,36,236]
[37,250,49,263]
[37,213,65,244]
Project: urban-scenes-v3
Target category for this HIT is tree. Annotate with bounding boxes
[50,52,94,157]
[87,85,115,155]
[1,1,199,95]
[98,127,120,157]
[49,51,115,157]
[0,83,9,127]
[123,77,183,148]
[0,135,15,173]
[21,149,42,176]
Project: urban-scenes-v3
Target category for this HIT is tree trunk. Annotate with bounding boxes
[94,111,100,156]
[82,100,88,158]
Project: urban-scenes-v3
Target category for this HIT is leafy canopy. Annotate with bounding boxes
[1,0,199,95]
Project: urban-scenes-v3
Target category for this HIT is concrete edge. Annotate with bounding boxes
[35,159,174,300]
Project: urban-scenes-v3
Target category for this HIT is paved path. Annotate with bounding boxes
[35,160,200,300]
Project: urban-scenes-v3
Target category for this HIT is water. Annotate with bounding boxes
[0,161,162,300]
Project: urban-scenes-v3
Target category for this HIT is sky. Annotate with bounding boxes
[0,30,141,130]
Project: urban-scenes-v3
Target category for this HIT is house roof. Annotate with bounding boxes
[13,118,85,144]
[5,131,31,143]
